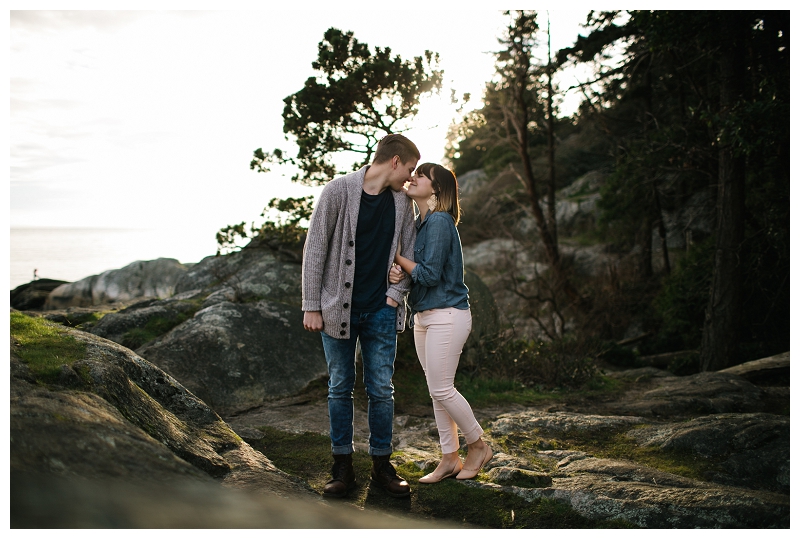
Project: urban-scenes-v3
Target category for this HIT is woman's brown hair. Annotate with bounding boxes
[416,163,461,225]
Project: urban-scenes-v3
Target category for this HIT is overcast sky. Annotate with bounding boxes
[9,5,594,237]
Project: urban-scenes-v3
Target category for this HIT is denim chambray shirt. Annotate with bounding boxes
[408,211,470,318]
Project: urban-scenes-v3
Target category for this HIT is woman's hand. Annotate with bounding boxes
[388,263,404,284]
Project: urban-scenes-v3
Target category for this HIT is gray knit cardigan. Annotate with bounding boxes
[301,166,416,339]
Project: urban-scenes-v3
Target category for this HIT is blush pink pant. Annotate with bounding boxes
[414,307,483,454]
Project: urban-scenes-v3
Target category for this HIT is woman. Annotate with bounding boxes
[389,163,492,483]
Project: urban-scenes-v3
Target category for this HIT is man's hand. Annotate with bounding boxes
[303,311,324,332]
[386,297,398,308]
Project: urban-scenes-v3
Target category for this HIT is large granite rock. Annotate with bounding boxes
[10,315,307,497]
[491,410,647,436]
[88,293,203,348]
[10,313,441,529]
[537,457,788,528]
[136,300,327,416]
[481,409,790,527]
[10,278,69,310]
[43,258,189,309]
[461,268,500,362]
[600,371,772,418]
[174,239,303,307]
[625,413,790,494]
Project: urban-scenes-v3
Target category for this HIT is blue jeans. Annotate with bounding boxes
[320,303,397,456]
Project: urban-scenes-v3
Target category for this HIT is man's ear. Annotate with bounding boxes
[391,155,399,169]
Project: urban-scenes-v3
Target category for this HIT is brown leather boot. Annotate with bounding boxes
[322,453,356,498]
[370,455,410,498]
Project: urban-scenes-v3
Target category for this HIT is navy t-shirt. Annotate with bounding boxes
[351,188,395,313]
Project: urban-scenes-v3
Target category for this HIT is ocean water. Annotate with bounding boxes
[10,227,220,290]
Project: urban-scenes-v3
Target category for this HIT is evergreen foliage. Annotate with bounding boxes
[448,10,788,368]
[222,27,442,254]
[251,27,442,186]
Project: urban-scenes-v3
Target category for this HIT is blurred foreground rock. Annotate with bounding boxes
[11,472,439,528]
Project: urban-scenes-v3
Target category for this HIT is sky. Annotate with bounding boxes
[8,4,596,240]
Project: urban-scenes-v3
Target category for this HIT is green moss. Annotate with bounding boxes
[74,363,94,386]
[245,426,634,529]
[499,424,723,483]
[121,327,159,350]
[121,310,194,349]
[593,433,723,481]
[11,311,87,384]
[47,310,106,329]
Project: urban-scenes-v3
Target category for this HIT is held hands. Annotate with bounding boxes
[389,263,404,285]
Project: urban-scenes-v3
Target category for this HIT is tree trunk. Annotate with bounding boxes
[502,11,586,313]
[637,216,653,278]
[700,19,746,371]
[653,182,671,275]
[545,14,558,246]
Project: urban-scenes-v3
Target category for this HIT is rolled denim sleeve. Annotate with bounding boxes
[411,214,452,288]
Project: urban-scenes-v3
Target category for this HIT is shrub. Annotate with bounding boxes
[472,336,601,390]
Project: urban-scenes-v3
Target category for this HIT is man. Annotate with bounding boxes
[301,134,418,498]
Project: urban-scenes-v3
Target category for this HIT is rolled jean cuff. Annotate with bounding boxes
[369,446,393,457]
[332,443,354,455]
[462,424,484,446]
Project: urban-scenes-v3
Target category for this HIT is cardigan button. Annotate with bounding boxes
[343,303,349,309]
[348,240,354,246]
[344,282,351,288]
[341,322,347,328]
[340,330,346,336]
[345,259,352,265]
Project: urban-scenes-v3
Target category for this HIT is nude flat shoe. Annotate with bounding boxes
[418,461,463,484]
[456,444,493,480]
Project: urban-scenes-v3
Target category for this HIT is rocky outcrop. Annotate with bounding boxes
[599,371,774,418]
[462,237,615,338]
[473,401,790,527]
[460,268,500,362]
[224,350,789,528]
[174,239,303,307]
[458,169,489,196]
[136,300,327,416]
[37,240,498,417]
[10,315,308,497]
[10,313,442,529]
[10,278,69,310]
[11,471,443,528]
[43,258,189,310]
[491,410,647,436]
[625,413,789,494]
[505,457,788,528]
[88,293,203,348]
[553,170,604,235]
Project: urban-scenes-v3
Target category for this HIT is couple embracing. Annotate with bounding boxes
[301,134,492,499]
